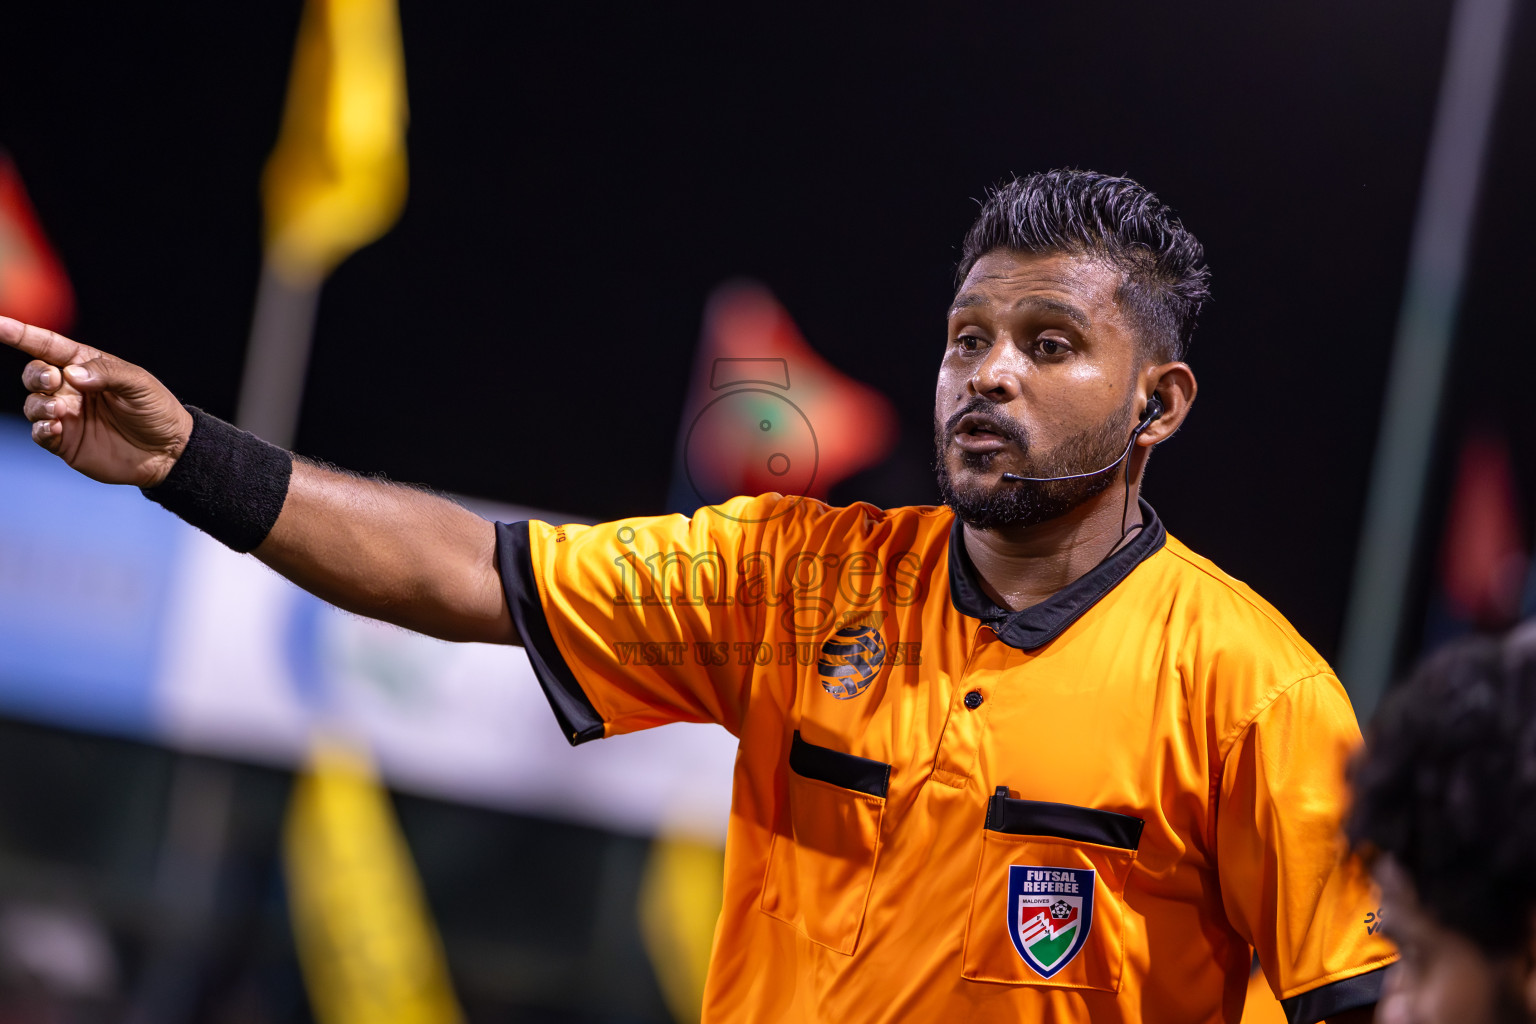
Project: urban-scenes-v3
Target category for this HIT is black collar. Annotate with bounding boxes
[946,500,1167,650]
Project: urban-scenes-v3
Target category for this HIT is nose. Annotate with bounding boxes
[967,338,1025,402]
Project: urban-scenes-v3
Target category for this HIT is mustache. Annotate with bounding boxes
[940,399,1030,451]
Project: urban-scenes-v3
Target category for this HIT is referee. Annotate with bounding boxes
[4,170,1393,1022]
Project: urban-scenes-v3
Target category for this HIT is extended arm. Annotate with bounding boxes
[258,459,512,643]
[2,316,516,645]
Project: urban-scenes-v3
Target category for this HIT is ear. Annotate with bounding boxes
[1136,362,1197,447]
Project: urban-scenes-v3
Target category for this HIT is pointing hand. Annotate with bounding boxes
[2,316,194,487]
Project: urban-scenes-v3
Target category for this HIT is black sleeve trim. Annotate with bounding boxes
[985,787,1144,850]
[789,731,891,798]
[1281,965,1387,1024]
[495,521,606,746]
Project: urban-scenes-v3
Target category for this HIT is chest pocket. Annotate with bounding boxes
[961,787,1143,991]
[759,731,890,955]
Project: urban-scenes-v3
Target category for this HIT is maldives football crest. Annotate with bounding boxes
[1007,865,1095,978]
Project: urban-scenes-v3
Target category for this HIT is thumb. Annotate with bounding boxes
[63,355,140,394]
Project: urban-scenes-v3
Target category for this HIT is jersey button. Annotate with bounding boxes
[964,690,984,709]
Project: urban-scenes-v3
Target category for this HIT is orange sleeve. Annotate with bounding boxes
[1215,672,1397,1022]
[497,495,782,744]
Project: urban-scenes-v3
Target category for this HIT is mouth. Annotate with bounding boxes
[951,412,1015,454]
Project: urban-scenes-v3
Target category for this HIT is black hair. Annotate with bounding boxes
[956,169,1211,363]
[1348,629,1536,955]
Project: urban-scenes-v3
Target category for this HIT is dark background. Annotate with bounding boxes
[3,1,1534,1020]
[14,0,1530,663]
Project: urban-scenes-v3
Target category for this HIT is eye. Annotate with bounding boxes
[1037,337,1069,357]
[955,334,985,353]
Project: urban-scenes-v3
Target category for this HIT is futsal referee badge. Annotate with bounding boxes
[1007,865,1095,977]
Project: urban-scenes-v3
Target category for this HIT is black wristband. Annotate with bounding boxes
[142,406,294,552]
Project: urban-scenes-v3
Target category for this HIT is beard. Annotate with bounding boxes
[933,394,1135,531]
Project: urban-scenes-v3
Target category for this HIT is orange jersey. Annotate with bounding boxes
[497,495,1395,1023]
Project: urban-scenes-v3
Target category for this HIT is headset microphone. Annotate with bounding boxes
[999,394,1164,485]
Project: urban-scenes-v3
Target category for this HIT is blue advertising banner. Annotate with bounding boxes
[0,415,183,734]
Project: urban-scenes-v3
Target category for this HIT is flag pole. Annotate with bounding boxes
[236,261,322,448]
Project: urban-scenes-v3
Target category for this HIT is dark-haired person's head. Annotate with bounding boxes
[1349,628,1536,1024]
[935,170,1211,531]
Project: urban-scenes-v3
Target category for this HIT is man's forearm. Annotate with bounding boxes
[0,318,519,645]
[255,459,517,645]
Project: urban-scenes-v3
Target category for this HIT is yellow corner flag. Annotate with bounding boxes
[639,835,726,1023]
[238,0,408,445]
[261,0,408,287]
[284,740,463,1024]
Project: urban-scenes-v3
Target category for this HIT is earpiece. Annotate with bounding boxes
[996,390,1168,541]
[998,392,1167,485]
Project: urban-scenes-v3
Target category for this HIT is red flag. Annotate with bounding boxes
[1438,430,1526,626]
[673,281,897,511]
[0,154,74,332]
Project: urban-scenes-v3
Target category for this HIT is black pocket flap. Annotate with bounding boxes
[790,731,891,798]
[985,787,1144,850]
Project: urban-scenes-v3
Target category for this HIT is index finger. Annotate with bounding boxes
[0,317,84,365]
